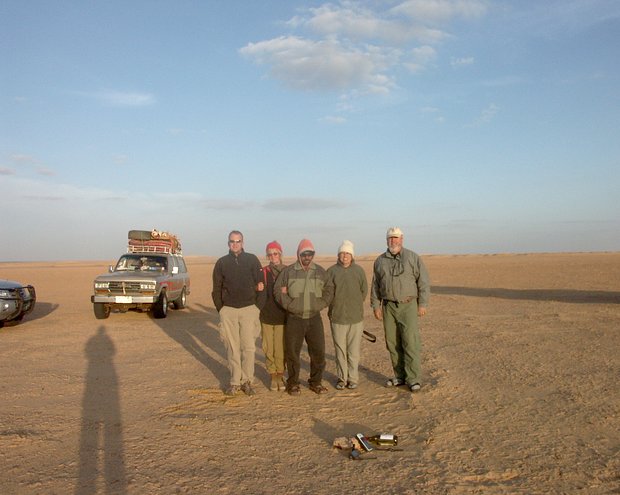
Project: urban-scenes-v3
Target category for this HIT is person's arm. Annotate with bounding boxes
[370,259,383,320]
[211,260,223,312]
[319,269,334,309]
[273,268,291,309]
[416,256,430,317]
[255,266,268,310]
[359,266,369,301]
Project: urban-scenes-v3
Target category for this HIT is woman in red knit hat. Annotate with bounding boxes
[259,241,287,391]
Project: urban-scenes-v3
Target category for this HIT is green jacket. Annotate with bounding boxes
[370,247,430,309]
[327,261,368,324]
[274,261,333,319]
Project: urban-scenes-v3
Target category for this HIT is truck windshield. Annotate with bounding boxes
[115,255,167,272]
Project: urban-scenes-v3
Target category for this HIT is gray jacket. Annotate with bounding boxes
[370,247,430,309]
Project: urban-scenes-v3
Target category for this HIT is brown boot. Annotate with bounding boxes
[269,374,278,391]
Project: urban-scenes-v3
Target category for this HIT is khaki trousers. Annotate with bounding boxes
[330,321,363,385]
[261,323,285,375]
[219,305,260,386]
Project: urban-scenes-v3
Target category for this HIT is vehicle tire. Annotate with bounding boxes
[153,290,168,319]
[0,320,4,328]
[172,288,186,310]
[94,303,110,319]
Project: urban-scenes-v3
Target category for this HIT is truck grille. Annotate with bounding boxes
[108,281,143,294]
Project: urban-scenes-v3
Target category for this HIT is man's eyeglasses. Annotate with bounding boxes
[228,239,243,244]
[300,251,315,258]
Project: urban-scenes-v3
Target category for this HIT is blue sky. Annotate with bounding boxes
[2,0,619,262]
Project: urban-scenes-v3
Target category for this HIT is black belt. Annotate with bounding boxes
[382,296,414,306]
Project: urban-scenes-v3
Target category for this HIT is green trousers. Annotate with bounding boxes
[383,300,422,385]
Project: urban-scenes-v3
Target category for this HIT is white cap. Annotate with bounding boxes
[338,240,355,257]
[386,227,403,238]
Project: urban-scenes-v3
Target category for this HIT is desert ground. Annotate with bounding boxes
[1,252,619,494]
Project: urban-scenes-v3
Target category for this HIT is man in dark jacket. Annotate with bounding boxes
[212,230,263,396]
[274,239,334,396]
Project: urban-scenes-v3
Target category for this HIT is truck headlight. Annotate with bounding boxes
[140,282,156,290]
[94,282,110,290]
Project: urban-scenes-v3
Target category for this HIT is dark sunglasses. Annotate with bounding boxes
[300,251,315,258]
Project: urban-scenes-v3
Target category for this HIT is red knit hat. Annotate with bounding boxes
[297,238,315,256]
[266,240,282,254]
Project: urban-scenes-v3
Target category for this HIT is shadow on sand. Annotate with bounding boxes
[150,303,232,390]
[75,325,127,495]
[432,286,620,304]
[151,301,343,392]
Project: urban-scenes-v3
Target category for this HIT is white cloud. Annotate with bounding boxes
[481,75,526,87]
[469,102,499,126]
[391,0,489,23]
[240,36,397,93]
[113,154,129,166]
[202,199,258,210]
[81,90,155,107]
[0,167,16,175]
[291,3,447,44]
[241,1,489,97]
[404,44,437,72]
[451,56,474,67]
[320,115,347,124]
[263,197,348,210]
[9,154,40,165]
[480,103,499,122]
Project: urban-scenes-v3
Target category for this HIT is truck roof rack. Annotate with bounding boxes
[127,229,182,254]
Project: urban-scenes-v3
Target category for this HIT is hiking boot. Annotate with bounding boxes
[346,382,358,390]
[385,377,405,387]
[309,383,328,395]
[224,385,240,396]
[287,384,301,396]
[241,381,256,396]
[408,383,421,392]
[269,374,278,391]
[335,380,346,390]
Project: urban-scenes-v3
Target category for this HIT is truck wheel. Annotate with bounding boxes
[172,288,186,309]
[153,291,168,319]
[94,303,110,319]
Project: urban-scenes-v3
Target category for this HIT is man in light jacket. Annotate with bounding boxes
[370,227,430,392]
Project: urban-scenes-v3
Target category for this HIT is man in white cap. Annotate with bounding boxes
[370,227,430,392]
[327,240,368,390]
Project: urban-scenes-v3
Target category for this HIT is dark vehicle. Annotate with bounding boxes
[0,279,36,328]
[90,230,190,319]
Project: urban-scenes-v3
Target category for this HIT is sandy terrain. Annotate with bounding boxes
[1,252,619,494]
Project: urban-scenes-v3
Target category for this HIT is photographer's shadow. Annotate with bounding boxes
[75,325,127,494]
